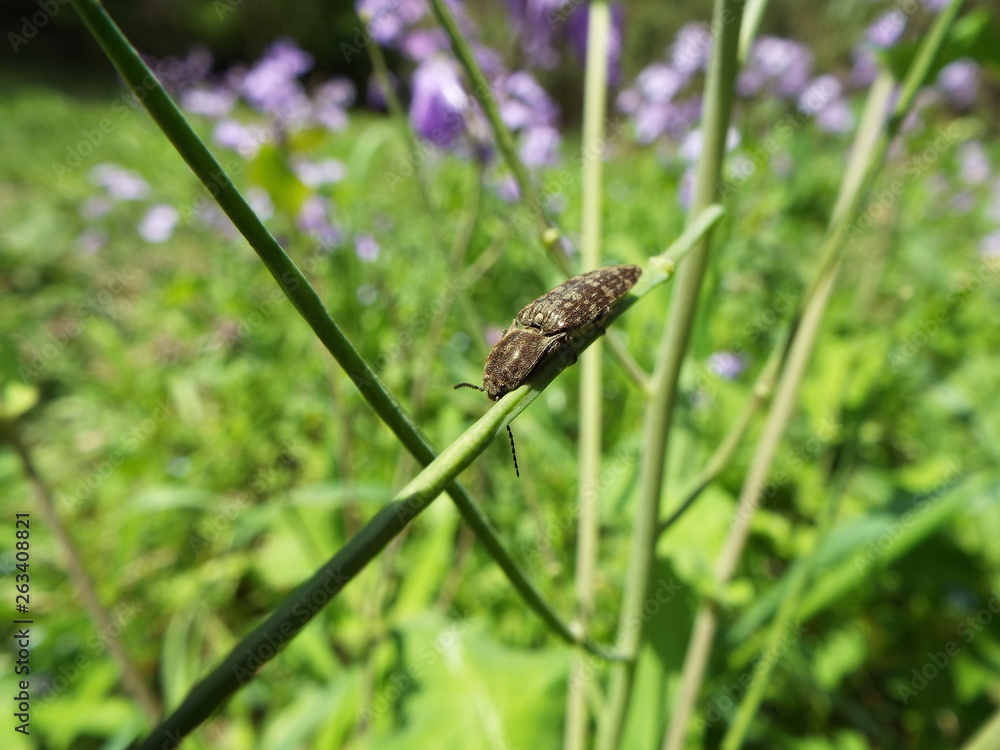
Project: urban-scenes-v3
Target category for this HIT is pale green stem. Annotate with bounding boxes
[427,0,568,271]
[662,3,966,747]
[135,208,720,749]
[566,4,611,750]
[738,0,770,62]
[958,707,1000,750]
[597,3,745,749]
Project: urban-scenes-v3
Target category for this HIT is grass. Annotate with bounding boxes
[1,59,999,748]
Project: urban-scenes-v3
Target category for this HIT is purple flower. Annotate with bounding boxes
[502,0,566,68]
[739,37,812,98]
[294,158,347,187]
[80,195,112,220]
[355,234,381,262]
[89,164,150,201]
[707,351,745,380]
[798,75,855,132]
[312,79,356,131]
[212,119,267,156]
[679,126,739,164]
[239,38,313,118]
[980,230,1000,266]
[635,63,686,104]
[798,75,842,116]
[519,125,561,167]
[671,23,712,77]
[76,229,107,256]
[936,59,978,109]
[815,99,854,133]
[677,166,695,210]
[866,10,906,49]
[297,196,342,248]
[957,141,990,186]
[139,204,180,243]
[409,56,470,148]
[849,45,878,89]
[181,86,236,118]
[401,28,448,61]
[921,0,951,11]
[356,0,427,47]
[156,46,213,90]
[498,70,559,142]
[495,175,520,202]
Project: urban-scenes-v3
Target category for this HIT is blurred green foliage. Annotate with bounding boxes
[1,64,999,749]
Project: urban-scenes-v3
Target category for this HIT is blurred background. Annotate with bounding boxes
[2,1,999,749]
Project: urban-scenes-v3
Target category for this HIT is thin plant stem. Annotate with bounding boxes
[959,708,1000,750]
[659,345,782,537]
[426,0,568,272]
[67,0,595,670]
[134,216,719,748]
[2,421,161,721]
[597,3,745,749]
[661,3,966,746]
[566,4,611,749]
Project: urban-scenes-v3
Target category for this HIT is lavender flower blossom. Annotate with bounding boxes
[738,37,813,99]
[298,196,342,248]
[707,351,746,380]
[89,164,150,201]
[866,9,907,48]
[239,38,313,120]
[355,234,381,262]
[957,141,990,186]
[409,56,470,147]
[936,59,979,109]
[671,23,712,77]
[139,205,180,243]
[356,0,427,47]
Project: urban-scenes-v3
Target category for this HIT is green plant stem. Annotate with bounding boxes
[427,0,568,272]
[135,221,717,747]
[68,0,602,687]
[566,4,611,750]
[661,4,965,747]
[3,421,162,722]
[659,346,782,537]
[597,4,745,749]
[960,707,1000,750]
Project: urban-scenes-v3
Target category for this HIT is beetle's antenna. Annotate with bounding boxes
[507,425,520,478]
[454,382,485,392]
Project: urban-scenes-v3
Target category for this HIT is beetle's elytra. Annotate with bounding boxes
[516,264,642,335]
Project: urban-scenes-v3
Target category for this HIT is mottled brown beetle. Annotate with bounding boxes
[456,264,642,476]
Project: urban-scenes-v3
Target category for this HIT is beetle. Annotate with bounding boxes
[455,264,642,476]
